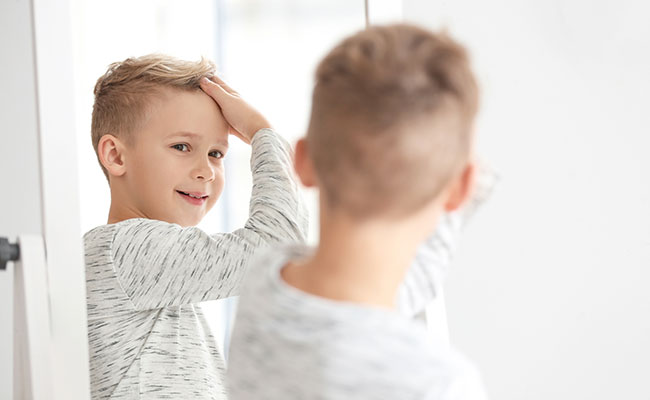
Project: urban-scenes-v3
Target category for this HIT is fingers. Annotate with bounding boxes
[209,75,238,95]
[199,77,231,104]
[200,76,269,144]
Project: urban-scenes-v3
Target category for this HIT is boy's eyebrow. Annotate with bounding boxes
[167,131,229,147]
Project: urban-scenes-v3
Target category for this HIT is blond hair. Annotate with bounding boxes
[91,54,216,179]
[307,24,479,218]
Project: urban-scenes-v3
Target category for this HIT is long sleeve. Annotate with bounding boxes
[107,129,308,311]
[397,164,498,318]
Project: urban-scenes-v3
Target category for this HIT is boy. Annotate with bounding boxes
[84,54,307,399]
[225,24,492,399]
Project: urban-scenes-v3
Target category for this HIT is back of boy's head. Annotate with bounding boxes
[91,54,216,179]
[307,24,478,219]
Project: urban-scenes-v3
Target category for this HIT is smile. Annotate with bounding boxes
[176,190,208,205]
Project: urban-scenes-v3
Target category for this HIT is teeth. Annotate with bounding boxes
[178,191,204,199]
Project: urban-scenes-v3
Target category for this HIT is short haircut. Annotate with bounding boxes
[307,24,479,219]
[91,54,216,179]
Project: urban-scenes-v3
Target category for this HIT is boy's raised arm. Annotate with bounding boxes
[239,129,308,244]
[396,164,497,317]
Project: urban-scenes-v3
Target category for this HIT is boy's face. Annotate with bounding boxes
[121,88,229,227]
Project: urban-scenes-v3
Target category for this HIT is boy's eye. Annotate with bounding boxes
[171,143,189,152]
[209,150,224,159]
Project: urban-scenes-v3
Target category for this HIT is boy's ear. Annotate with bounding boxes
[97,134,127,178]
[443,159,477,213]
[293,138,317,188]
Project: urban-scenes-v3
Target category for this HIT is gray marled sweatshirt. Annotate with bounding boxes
[83,129,308,399]
[227,168,496,400]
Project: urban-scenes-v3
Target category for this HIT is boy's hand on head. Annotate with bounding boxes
[200,77,271,144]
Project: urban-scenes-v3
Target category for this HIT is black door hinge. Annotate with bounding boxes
[0,237,20,270]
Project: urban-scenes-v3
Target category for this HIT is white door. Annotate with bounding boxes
[1,1,44,397]
[1,0,91,399]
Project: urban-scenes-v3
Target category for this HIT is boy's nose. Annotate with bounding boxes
[192,159,215,181]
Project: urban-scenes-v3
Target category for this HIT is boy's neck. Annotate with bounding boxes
[107,202,143,224]
[281,211,432,310]
[107,184,148,224]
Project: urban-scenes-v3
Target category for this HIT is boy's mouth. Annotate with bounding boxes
[176,190,208,205]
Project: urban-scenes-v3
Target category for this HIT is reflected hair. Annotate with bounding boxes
[91,54,216,180]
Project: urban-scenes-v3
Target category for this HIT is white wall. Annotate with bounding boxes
[403,1,650,399]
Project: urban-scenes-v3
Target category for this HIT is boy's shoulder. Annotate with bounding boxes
[234,245,316,321]
[240,244,312,284]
